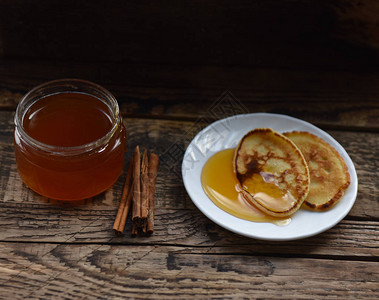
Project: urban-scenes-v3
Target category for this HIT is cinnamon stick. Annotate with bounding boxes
[113,153,134,234]
[113,146,159,237]
[132,146,141,225]
[118,184,133,234]
[147,152,159,234]
[140,150,149,231]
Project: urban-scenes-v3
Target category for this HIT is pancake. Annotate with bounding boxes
[283,131,350,210]
[233,128,310,217]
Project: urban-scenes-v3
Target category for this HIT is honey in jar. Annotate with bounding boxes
[14,79,127,200]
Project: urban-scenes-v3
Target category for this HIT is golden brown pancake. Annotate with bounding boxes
[283,131,350,210]
[233,128,310,217]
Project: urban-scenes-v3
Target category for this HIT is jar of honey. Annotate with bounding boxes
[14,79,127,200]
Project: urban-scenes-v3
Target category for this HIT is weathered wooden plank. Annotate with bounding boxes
[0,199,378,257]
[1,63,379,129]
[1,112,377,216]
[331,131,379,218]
[2,88,378,132]
[0,243,377,299]
[0,112,378,255]
[3,63,379,99]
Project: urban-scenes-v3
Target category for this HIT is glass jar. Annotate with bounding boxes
[14,79,127,200]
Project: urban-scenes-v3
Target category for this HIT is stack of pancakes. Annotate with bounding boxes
[233,128,350,218]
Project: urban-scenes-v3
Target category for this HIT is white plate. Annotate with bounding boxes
[182,113,358,241]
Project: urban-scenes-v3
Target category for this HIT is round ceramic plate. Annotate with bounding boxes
[182,113,358,241]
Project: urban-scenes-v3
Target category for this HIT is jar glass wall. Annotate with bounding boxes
[14,79,127,200]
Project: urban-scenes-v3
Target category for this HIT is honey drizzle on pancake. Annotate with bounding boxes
[240,171,297,212]
[233,128,310,217]
[201,149,291,225]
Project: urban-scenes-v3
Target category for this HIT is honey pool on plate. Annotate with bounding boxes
[201,149,291,225]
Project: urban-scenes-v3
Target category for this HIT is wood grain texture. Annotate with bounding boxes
[1,2,378,297]
[0,242,378,299]
[1,62,378,130]
[1,104,377,297]
[1,112,378,216]
[1,202,378,258]
[2,62,379,97]
[0,112,378,259]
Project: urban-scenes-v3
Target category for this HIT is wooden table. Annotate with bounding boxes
[0,65,378,299]
[0,1,378,298]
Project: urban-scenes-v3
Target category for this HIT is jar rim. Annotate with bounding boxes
[14,78,122,156]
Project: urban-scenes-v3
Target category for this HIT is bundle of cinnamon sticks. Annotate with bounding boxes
[113,146,159,236]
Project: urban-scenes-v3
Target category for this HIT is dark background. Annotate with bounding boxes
[0,0,378,108]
